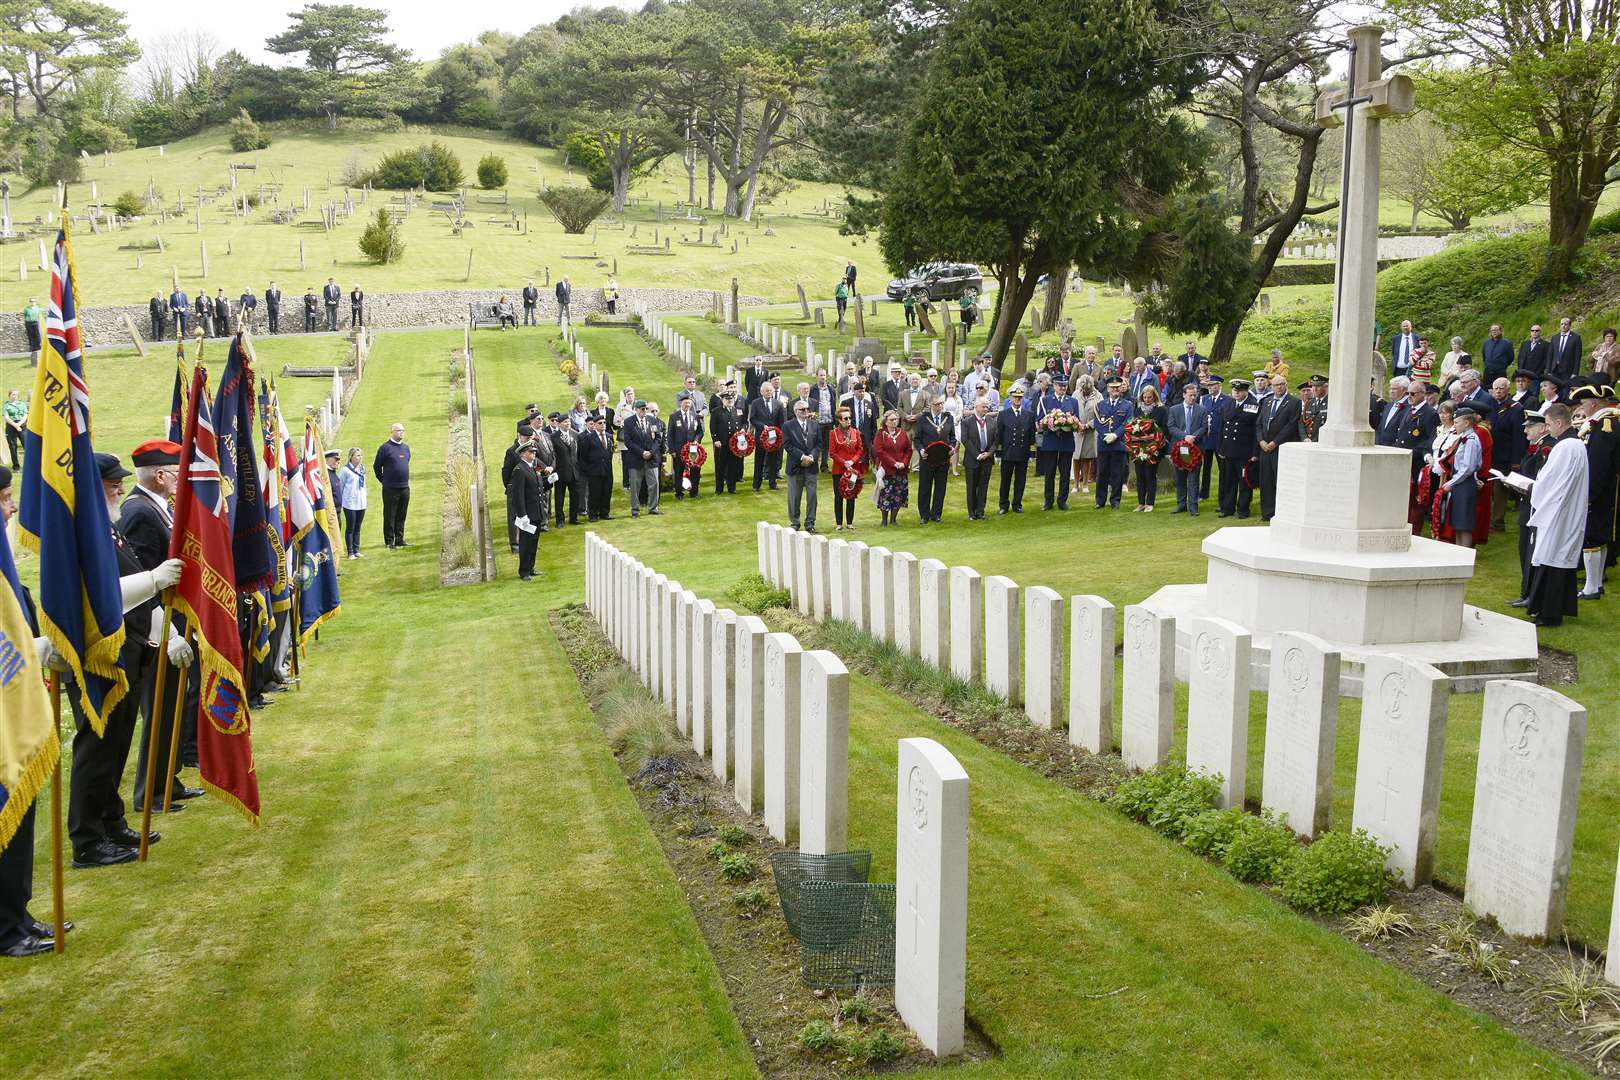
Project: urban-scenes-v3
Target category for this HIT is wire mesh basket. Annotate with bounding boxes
[769,850,874,940]
[798,881,896,990]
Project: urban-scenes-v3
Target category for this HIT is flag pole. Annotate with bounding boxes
[138,603,175,861]
[160,625,190,814]
[49,679,65,954]
[288,576,302,688]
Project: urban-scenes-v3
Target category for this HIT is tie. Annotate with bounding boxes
[978,420,986,444]
[600,433,607,451]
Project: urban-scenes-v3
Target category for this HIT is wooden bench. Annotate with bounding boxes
[469,303,508,329]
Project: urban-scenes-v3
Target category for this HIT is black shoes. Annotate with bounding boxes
[72,839,139,868]
[1507,598,1530,608]
[26,917,71,939]
[109,826,159,847]
[1,935,52,958]
[173,786,204,801]
[133,799,184,815]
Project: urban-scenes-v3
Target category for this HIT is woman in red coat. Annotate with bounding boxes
[872,409,912,528]
[828,405,866,530]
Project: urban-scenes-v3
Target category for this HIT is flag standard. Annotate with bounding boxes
[0,521,56,854]
[212,335,277,593]
[17,224,128,734]
[168,335,188,445]
[296,415,341,644]
[168,366,261,825]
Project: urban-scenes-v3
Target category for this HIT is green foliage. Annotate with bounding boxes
[1585,1013,1620,1064]
[1533,953,1619,1022]
[112,191,145,219]
[717,851,756,881]
[1263,264,1336,287]
[358,208,406,265]
[367,142,466,191]
[716,823,747,848]
[1590,207,1620,238]
[1109,766,1223,841]
[476,154,508,189]
[1276,829,1394,914]
[1343,906,1415,942]
[798,1019,839,1052]
[562,130,613,191]
[265,4,430,124]
[229,109,272,152]
[1375,231,1551,334]
[847,1028,904,1064]
[733,885,770,915]
[1222,812,1297,885]
[724,574,791,613]
[1431,913,1482,955]
[1146,195,1255,336]
[538,186,613,234]
[837,990,879,1026]
[1181,807,1247,860]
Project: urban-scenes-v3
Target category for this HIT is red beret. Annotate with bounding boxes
[131,439,182,467]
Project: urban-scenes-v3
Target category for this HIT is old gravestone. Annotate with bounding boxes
[793,531,813,617]
[661,582,679,709]
[1014,332,1029,376]
[692,599,716,756]
[710,609,737,781]
[868,547,893,642]
[1261,631,1341,838]
[1464,681,1587,938]
[649,573,669,700]
[675,591,696,734]
[892,551,921,657]
[827,538,850,621]
[763,632,805,844]
[948,567,983,684]
[1184,617,1252,811]
[1024,587,1063,730]
[918,559,951,670]
[734,615,769,814]
[809,533,831,621]
[1070,596,1118,755]
[797,282,812,320]
[1351,654,1450,887]
[984,576,1021,705]
[895,737,969,1058]
[799,650,850,857]
[1119,604,1173,767]
[1120,325,1138,362]
[845,541,870,632]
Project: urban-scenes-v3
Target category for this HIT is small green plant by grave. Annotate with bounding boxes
[718,851,756,881]
[1584,1013,1620,1064]
[1110,766,1222,841]
[538,186,612,234]
[717,823,747,848]
[847,1028,904,1065]
[1430,913,1482,955]
[798,1019,838,1052]
[1181,807,1246,860]
[1222,812,1297,885]
[112,190,145,218]
[837,989,878,1025]
[725,574,792,613]
[1343,906,1414,942]
[1277,828,1394,914]
[1461,939,1512,986]
[707,840,730,861]
[1533,953,1619,1023]
[733,886,769,915]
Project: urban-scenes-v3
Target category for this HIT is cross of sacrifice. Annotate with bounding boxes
[1313,25,1415,448]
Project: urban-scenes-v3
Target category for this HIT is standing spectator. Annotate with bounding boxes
[749,384,787,491]
[238,287,258,334]
[787,400,825,531]
[372,423,412,549]
[1489,377,1526,533]
[1256,374,1301,522]
[1438,336,1470,384]
[3,390,24,468]
[669,395,705,500]
[1524,403,1588,625]
[323,277,342,330]
[1516,323,1549,380]
[1092,378,1133,510]
[834,279,849,332]
[958,289,977,341]
[1133,385,1168,512]
[1167,382,1208,516]
[149,291,167,341]
[213,289,231,336]
[195,292,214,338]
[1388,319,1418,378]
[265,280,283,334]
[1550,317,1582,383]
[622,400,661,518]
[1070,374,1100,496]
[1589,327,1619,386]
[914,395,955,523]
[506,442,544,581]
[337,447,368,558]
[303,286,319,333]
[1198,376,1227,500]
[350,284,365,328]
[841,380,878,464]
[555,275,572,324]
[578,414,615,520]
[844,260,857,290]
[1036,376,1079,511]
[960,398,997,520]
[997,384,1036,513]
[902,290,917,329]
[874,410,912,527]
[521,279,540,325]
[1480,324,1513,382]
[1438,408,1484,548]
[167,287,188,336]
[547,412,580,526]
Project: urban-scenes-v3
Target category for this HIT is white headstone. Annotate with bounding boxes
[1261,631,1341,838]
[1070,596,1119,755]
[763,633,804,844]
[892,552,922,657]
[845,541,870,630]
[918,559,950,670]
[895,737,969,1058]
[827,538,850,621]
[674,591,696,734]
[660,582,678,707]
[930,340,940,366]
[1023,587,1063,729]
[734,616,768,814]
[809,534,831,620]
[799,651,850,856]
[1464,681,1587,938]
[1184,617,1252,811]
[692,599,716,756]
[793,530,813,616]
[756,521,771,578]
[711,609,738,784]
[640,567,656,685]
[1117,604,1173,766]
[1351,655,1450,887]
[765,523,783,586]
[948,567,983,684]
[778,528,796,595]
[983,576,1021,704]
[867,547,893,642]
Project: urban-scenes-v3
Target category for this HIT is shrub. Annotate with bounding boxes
[1585,1013,1620,1064]
[444,453,477,530]
[718,851,756,881]
[717,823,747,848]
[1277,828,1394,914]
[1109,766,1223,841]
[539,186,612,234]
[112,191,145,219]
[359,208,406,265]
[1533,953,1619,1023]
[1181,807,1247,860]
[848,1028,904,1065]
[476,154,508,189]
[733,885,769,915]
[1223,812,1298,884]
[799,1020,838,1052]
[368,141,464,191]
[229,109,271,152]
[1344,905,1413,942]
[446,528,476,570]
[837,989,878,1025]
[725,574,792,613]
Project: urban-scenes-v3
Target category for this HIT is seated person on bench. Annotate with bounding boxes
[493,297,517,330]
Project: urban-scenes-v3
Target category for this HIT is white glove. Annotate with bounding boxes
[1104,433,1118,444]
[167,635,194,667]
[516,516,538,535]
[152,558,184,590]
[34,637,68,672]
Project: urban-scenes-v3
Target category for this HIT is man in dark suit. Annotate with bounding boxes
[669,395,705,499]
[960,399,998,520]
[1167,383,1210,516]
[997,385,1036,513]
[841,381,879,463]
[749,384,787,490]
[349,284,365,328]
[577,415,614,520]
[1256,374,1300,521]
[302,287,318,332]
[555,276,572,323]
[744,357,771,403]
[1217,379,1260,518]
[148,291,167,341]
[545,413,579,526]
[914,396,955,523]
[506,444,544,581]
[1198,377,1227,499]
[1458,371,1497,419]
[212,290,231,336]
[1374,377,1413,448]
[502,423,534,551]
[1550,316,1582,383]
[1181,339,1208,373]
[708,382,748,494]
[1388,320,1418,378]
[238,288,258,334]
[168,287,188,336]
[1516,323,1549,381]
[1481,324,1514,382]
[621,401,661,517]
[521,280,540,325]
[320,277,340,330]
[783,399,820,531]
[1488,376,1526,531]
[265,281,282,334]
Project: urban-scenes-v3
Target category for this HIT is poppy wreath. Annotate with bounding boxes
[836,469,864,499]
[729,429,756,458]
[758,425,784,453]
[1242,456,1259,490]
[1169,437,1203,473]
[679,441,708,469]
[1124,417,1165,464]
[922,440,953,468]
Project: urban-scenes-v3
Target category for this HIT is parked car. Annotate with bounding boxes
[885,262,983,302]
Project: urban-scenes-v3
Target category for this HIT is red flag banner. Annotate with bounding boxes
[168,365,261,825]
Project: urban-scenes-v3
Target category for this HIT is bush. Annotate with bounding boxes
[358,208,406,265]
[1181,807,1247,860]
[229,109,271,152]
[733,885,769,915]
[1223,812,1298,885]
[538,186,612,234]
[848,1029,904,1065]
[1589,207,1620,239]
[476,154,508,189]
[799,1020,838,1052]
[1109,766,1223,841]
[717,823,747,848]
[1277,828,1394,914]
[718,851,756,881]
[112,191,145,219]
[724,574,792,614]
[367,141,464,191]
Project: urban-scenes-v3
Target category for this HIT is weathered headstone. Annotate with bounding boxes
[948,567,983,684]
[1023,587,1063,729]
[793,530,813,616]
[756,521,771,579]
[809,533,831,621]
[734,616,768,814]
[1070,596,1119,755]
[892,552,921,657]
[1261,631,1341,838]
[674,591,695,734]
[797,282,812,320]
[1351,655,1450,887]
[1117,605,1175,767]
[649,573,669,699]
[845,541,870,631]
[918,559,950,670]
[799,651,850,856]
[1184,617,1252,810]
[711,608,738,784]
[763,633,804,844]
[692,599,716,756]
[867,547,893,642]
[895,737,969,1058]
[827,538,850,621]
[853,293,867,337]
[983,576,1021,705]
[1014,332,1029,375]
[1464,681,1587,938]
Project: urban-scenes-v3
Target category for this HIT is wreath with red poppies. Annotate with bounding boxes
[729,429,755,458]
[679,441,708,469]
[1124,417,1165,464]
[837,470,864,499]
[1169,438,1203,473]
[758,425,784,453]
[922,440,953,468]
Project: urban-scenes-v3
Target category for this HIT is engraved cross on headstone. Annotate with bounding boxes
[1314,25,1414,448]
[1378,764,1400,823]
[908,880,922,957]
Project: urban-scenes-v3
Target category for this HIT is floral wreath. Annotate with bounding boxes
[1124,417,1165,464]
[922,440,953,467]
[1242,457,1259,490]
[729,429,755,458]
[758,425,784,453]
[837,470,864,499]
[679,441,708,469]
[1169,438,1203,472]
[1040,410,1081,433]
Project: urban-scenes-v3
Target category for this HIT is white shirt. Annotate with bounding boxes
[1529,435,1589,568]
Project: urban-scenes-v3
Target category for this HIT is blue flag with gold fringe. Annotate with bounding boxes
[17,224,128,734]
[295,415,341,645]
[0,517,56,855]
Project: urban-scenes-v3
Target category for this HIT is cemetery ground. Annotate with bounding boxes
[0,320,1611,1074]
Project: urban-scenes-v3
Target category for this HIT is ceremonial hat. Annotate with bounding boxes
[1106,376,1124,386]
[1230,378,1251,389]
[1569,384,1600,402]
[324,449,340,461]
[0,465,11,490]
[1053,374,1069,385]
[633,399,648,409]
[517,423,534,436]
[525,402,538,413]
[130,440,181,467]
[1454,406,1479,419]
[1008,385,1025,395]
[518,441,537,454]
[1514,369,1534,380]
[1251,369,1268,378]
[1524,407,1547,422]
[1296,378,1312,390]
[96,453,132,481]
[548,411,563,421]
[1206,376,1225,385]
[1310,374,1328,385]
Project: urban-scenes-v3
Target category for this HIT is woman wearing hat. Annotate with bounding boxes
[1414,400,1459,539]
[1437,407,1484,547]
[1071,375,1101,497]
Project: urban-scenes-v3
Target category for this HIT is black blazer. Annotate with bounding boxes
[1516,338,1550,379]
[549,427,578,482]
[840,394,879,447]
[323,283,341,304]
[749,395,786,432]
[522,286,539,305]
[1551,331,1582,382]
[783,417,821,475]
[576,430,614,478]
[505,461,544,523]
[669,411,705,455]
[914,411,956,451]
[959,413,999,464]
[265,288,282,310]
[744,364,771,401]
[117,490,171,570]
[1257,394,1301,447]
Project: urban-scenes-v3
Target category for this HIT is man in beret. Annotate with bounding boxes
[622,399,662,518]
[708,380,748,495]
[506,443,544,581]
[546,412,580,528]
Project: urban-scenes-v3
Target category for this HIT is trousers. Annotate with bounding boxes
[999,459,1028,511]
[1218,456,1252,517]
[1095,454,1127,507]
[381,485,411,545]
[917,461,948,521]
[788,471,818,528]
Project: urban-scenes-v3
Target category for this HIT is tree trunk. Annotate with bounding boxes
[706,149,715,209]
[984,262,1042,368]
[740,167,760,221]
[1039,267,1069,333]
[1210,317,1242,366]
[1409,199,1419,231]
[1542,150,1601,287]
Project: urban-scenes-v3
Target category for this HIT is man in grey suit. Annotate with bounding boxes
[1167,382,1210,516]
[783,399,820,531]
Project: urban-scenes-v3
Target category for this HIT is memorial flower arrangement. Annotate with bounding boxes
[758,425,784,453]
[1169,437,1203,472]
[728,429,756,458]
[1040,410,1081,435]
[1124,417,1165,464]
[836,470,864,499]
[678,441,708,469]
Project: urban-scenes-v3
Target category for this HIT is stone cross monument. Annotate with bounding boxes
[0,178,11,238]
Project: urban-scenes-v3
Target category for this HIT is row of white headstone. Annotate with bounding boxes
[756,522,1609,950]
[584,532,975,1052]
[565,332,599,390]
[642,313,718,377]
[744,315,844,375]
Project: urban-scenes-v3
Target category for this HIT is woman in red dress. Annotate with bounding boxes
[872,409,912,528]
[827,405,866,530]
